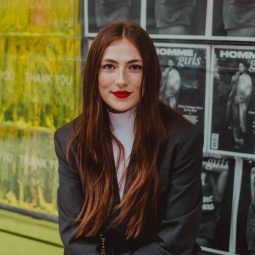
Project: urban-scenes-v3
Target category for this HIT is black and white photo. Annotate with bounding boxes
[155,43,209,140]
[236,160,255,255]
[197,156,234,253]
[84,0,142,36]
[212,0,255,41]
[146,0,208,39]
[209,46,255,158]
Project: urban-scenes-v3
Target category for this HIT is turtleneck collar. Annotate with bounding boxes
[108,107,136,132]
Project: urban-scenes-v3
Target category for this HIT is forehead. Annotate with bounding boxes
[102,38,142,60]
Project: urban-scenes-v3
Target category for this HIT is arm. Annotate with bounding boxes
[54,131,99,255]
[162,68,170,79]
[166,69,181,96]
[131,130,203,255]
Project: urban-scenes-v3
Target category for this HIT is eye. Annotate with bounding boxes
[102,64,116,70]
[129,64,143,71]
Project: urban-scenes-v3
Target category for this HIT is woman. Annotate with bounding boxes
[161,57,181,109]
[54,21,203,255]
[226,61,252,149]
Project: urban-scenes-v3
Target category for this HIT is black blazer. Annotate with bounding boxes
[54,106,203,255]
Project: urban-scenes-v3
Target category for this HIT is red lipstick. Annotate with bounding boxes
[112,90,132,98]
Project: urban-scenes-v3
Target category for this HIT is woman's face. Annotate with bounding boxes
[98,38,143,112]
[168,59,175,70]
[239,63,246,73]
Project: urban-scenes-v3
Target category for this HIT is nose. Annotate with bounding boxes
[116,68,127,87]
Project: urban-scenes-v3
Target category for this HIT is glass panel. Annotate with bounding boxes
[0,0,79,36]
[0,127,58,215]
[0,0,81,217]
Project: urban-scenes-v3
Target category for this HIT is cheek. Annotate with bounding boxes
[98,72,114,88]
[133,75,143,89]
[98,74,106,89]
[134,76,143,97]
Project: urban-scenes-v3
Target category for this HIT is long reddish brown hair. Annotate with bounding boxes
[67,21,167,239]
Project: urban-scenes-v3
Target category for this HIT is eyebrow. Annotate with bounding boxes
[101,59,143,64]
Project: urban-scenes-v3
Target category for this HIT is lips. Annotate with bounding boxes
[112,90,132,98]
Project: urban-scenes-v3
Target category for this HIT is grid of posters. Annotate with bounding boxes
[83,3,255,255]
[155,43,209,149]
[208,46,255,159]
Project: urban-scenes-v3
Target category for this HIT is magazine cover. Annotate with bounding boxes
[84,0,143,36]
[236,160,255,255]
[197,156,234,254]
[155,43,209,147]
[208,46,255,158]
[211,0,255,42]
[146,0,208,39]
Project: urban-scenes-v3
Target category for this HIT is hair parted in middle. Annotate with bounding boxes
[67,21,168,240]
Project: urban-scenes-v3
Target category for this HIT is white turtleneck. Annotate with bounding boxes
[108,107,136,199]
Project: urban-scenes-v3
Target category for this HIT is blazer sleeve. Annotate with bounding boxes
[131,129,203,255]
[54,131,99,255]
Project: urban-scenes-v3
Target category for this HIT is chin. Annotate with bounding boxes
[108,104,134,113]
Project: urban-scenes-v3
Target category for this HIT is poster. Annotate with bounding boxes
[155,43,209,148]
[208,46,255,158]
[146,0,208,39]
[212,0,255,42]
[197,156,234,254]
[84,0,143,36]
[236,160,255,255]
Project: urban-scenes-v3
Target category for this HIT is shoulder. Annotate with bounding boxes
[55,115,81,140]
[159,102,204,155]
[54,115,81,150]
[240,72,252,84]
[171,68,180,75]
[54,116,82,171]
